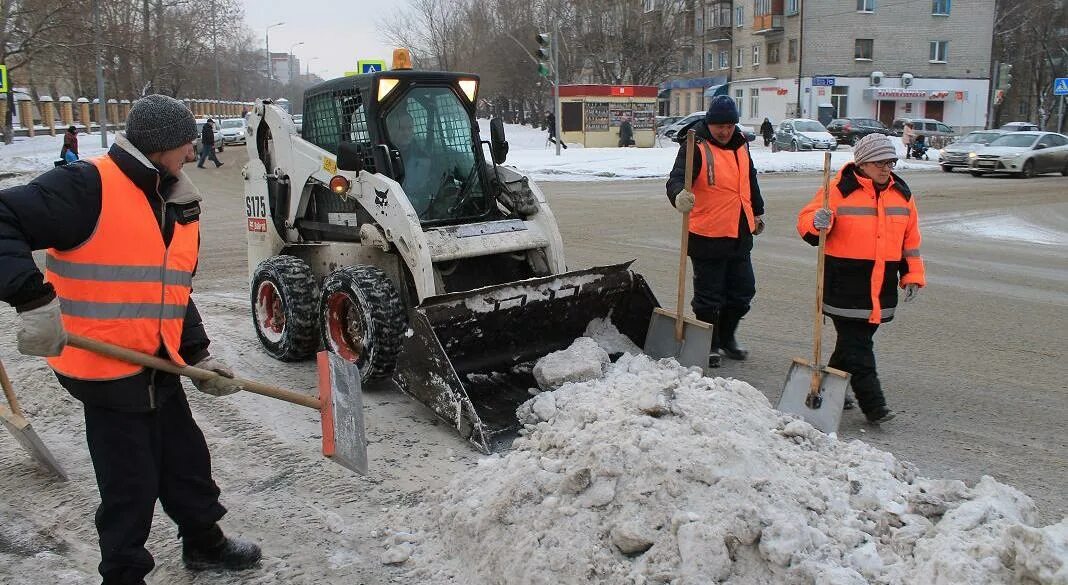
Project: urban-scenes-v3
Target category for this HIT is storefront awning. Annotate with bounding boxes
[703,84,728,98]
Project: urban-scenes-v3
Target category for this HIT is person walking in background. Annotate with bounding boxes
[666,95,766,368]
[796,133,925,424]
[618,114,635,147]
[60,125,79,163]
[546,110,567,149]
[760,117,775,147]
[197,118,223,168]
[0,94,261,584]
[901,122,916,159]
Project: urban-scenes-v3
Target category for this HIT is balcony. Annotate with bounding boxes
[753,14,784,34]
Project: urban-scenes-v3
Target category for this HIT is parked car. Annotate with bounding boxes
[737,123,757,142]
[968,131,1068,178]
[891,117,955,138]
[999,121,1040,132]
[661,111,756,143]
[218,117,247,145]
[773,118,837,151]
[193,118,223,154]
[938,130,1006,172]
[825,117,891,145]
[655,115,681,134]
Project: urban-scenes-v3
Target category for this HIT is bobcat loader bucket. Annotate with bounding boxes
[394,262,657,453]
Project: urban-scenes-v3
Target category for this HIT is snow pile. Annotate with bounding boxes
[0,133,109,175]
[383,344,1067,584]
[477,119,940,182]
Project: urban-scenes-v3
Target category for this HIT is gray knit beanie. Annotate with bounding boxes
[124,94,198,154]
[852,133,897,164]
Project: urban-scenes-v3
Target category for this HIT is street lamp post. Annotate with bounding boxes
[289,41,305,85]
[305,57,320,80]
[265,21,285,82]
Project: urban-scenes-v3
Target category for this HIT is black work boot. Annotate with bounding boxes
[697,309,722,368]
[182,525,261,571]
[718,308,749,361]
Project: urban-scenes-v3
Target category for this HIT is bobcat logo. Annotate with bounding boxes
[374,188,389,207]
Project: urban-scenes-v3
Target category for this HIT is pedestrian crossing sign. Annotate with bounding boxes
[1054,78,1068,96]
[0,65,8,93]
[358,60,387,74]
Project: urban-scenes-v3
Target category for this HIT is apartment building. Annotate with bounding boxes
[730,0,995,132]
[659,0,734,117]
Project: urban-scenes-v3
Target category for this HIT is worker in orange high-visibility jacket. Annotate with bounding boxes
[797,132,926,424]
[666,95,766,368]
[0,95,261,584]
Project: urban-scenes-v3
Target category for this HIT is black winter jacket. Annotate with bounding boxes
[201,121,215,146]
[0,135,211,411]
[665,122,765,259]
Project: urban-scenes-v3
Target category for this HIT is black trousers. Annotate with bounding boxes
[827,317,887,416]
[690,252,756,321]
[83,390,226,585]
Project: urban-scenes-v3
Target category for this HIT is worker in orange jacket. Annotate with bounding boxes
[796,133,925,424]
[666,95,765,367]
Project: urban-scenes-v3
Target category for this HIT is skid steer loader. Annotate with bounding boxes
[243,59,658,452]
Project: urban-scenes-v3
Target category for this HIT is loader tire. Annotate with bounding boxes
[251,255,320,361]
[319,265,407,382]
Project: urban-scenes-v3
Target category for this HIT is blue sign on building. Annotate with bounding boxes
[1054,78,1068,96]
[812,76,836,87]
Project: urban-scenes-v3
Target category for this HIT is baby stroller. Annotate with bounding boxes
[909,135,929,160]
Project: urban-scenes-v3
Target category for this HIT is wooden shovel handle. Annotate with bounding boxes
[66,334,321,410]
[810,152,833,396]
[676,129,696,342]
[0,357,24,418]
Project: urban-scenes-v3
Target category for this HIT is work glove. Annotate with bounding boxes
[753,215,766,236]
[813,208,833,230]
[16,298,67,357]
[902,284,921,303]
[674,189,695,213]
[191,357,243,396]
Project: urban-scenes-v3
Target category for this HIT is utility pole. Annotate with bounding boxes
[553,22,561,157]
[212,0,221,112]
[92,0,107,148]
[986,60,999,129]
[265,22,285,84]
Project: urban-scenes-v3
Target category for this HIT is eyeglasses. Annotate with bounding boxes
[866,159,897,169]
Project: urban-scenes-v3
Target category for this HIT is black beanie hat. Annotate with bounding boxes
[705,95,740,124]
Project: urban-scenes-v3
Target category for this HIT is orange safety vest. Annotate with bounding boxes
[45,155,200,380]
[689,140,755,238]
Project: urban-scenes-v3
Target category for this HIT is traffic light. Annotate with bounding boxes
[536,32,551,78]
[998,63,1013,91]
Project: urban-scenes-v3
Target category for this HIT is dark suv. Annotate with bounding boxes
[826,118,891,145]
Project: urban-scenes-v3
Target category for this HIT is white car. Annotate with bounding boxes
[218,118,247,145]
[660,111,757,142]
[773,118,837,151]
[968,131,1068,178]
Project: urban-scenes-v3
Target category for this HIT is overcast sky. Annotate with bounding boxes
[240,0,400,79]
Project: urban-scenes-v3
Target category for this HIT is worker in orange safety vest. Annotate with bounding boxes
[797,132,926,424]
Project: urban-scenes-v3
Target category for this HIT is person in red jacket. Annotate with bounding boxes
[796,133,925,424]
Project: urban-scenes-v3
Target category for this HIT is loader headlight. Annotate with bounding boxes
[377,78,400,102]
[458,79,478,102]
[329,175,351,195]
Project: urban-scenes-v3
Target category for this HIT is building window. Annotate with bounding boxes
[736,47,743,68]
[855,39,873,60]
[768,42,781,64]
[1018,101,1029,117]
[932,0,950,15]
[929,40,948,62]
[736,6,744,27]
[750,88,759,119]
[753,45,761,66]
[706,50,715,71]
[735,89,745,118]
[857,0,874,12]
[831,86,849,118]
[696,13,703,32]
[643,0,656,12]
[755,0,771,15]
[786,0,800,15]
[788,38,798,62]
[719,50,729,69]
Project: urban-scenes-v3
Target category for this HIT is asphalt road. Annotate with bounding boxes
[190,146,1067,524]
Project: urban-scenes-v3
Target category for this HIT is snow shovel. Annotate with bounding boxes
[644,129,716,369]
[0,358,68,480]
[777,152,851,434]
[65,334,367,475]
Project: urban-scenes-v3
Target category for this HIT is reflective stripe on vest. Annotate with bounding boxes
[44,154,200,380]
[824,304,896,320]
[689,140,754,238]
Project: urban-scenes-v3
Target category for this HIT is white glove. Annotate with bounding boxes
[675,189,695,213]
[813,208,833,230]
[902,284,920,303]
[753,215,766,236]
[17,298,67,357]
[191,357,243,396]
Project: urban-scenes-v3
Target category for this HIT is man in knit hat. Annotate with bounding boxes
[0,93,261,583]
[665,95,766,368]
[796,132,926,424]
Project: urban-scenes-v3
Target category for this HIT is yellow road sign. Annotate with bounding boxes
[0,65,8,93]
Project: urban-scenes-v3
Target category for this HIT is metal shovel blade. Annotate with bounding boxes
[318,351,368,475]
[0,405,68,480]
[777,358,851,434]
[644,308,715,369]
